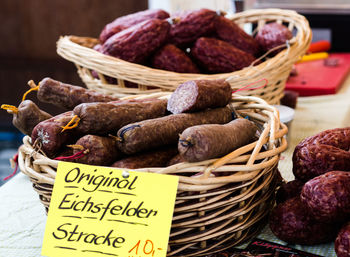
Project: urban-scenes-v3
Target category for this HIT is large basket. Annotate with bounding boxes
[18,93,288,256]
[56,8,311,104]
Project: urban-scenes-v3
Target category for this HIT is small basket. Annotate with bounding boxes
[18,93,287,256]
[56,8,311,104]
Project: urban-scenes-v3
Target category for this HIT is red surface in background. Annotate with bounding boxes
[285,53,350,96]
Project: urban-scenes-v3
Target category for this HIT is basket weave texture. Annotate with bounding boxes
[56,8,311,104]
[18,93,287,256]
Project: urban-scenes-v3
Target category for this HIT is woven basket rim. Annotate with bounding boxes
[56,8,312,90]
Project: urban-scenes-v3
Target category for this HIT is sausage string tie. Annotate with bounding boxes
[1,104,18,114]
[118,125,141,142]
[61,115,81,132]
[54,150,87,161]
[232,78,268,94]
[3,153,18,181]
[23,80,40,102]
[179,138,194,147]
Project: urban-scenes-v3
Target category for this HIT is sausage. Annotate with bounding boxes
[99,9,170,43]
[72,135,123,166]
[3,100,52,135]
[280,90,299,109]
[178,118,257,162]
[269,197,337,245]
[36,77,118,110]
[73,98,168,135]
[255,22,293,54]
[117,107,233,155]
[151,44,199,73]
[102,19,170,64]
[191,37,256,73]
[31,111,81,158]
[167,154,186,166]
[275,179,304,204]
[169,8,218,47]
[292,127,350,181]
[111,147,178,169]
[167,79,231,114]
[300,171,350,223]
[214,15,259,56]
[335,222,350,257]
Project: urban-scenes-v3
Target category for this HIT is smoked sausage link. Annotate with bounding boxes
[117,107,233,155]
[73,99,168,135]
[102,19,170,64]
[214,16,259,56]
[73,135,123,166]
[167,79,232,114]
[99,9,170,43]
[112,147,178,169]
[31,111,81,158]
[151,44,199,73]
[38,78,117,110]
[335,222,350,257]
[269,197,337,245]
[301,171,350,223]
[178,118,257,162]
[12,100,52,135]
[293,127,350,181]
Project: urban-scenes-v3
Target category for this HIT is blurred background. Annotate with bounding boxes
[0,0,349,184]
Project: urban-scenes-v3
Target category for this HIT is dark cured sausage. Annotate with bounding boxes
[191,37,256,73]
[99,9,170,43]
[72,135,123,166]
[301,171,350,223]
[178,118,258,162]
[73,99,168,135]
[31,111,81,158]
[167,79,231,114]
[335,222,350,257]
[151,44,199,73]
[214,16,259,56]
[117,107,233,155]
[36,78,117,110]
[275,179,304,204]
[102,19,170,64]
[4,100,52,135]
[255,22,292,54]
[111,147,178,169]
[169,8,218,47]
[292,127,350,181]
[269,197,337,245]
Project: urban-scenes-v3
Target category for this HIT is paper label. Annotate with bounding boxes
[42,162,178,257]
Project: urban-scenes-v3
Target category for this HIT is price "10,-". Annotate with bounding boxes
[128,239,164,257]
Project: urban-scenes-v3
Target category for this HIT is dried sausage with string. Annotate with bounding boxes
[71,135,123,166]
[29,78,118,110]
[117,107,233,155]
[72,98,168,135]
[31,111,81,158]
[1,100,52,135]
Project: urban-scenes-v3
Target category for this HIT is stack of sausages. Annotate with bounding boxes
[5,77,259,171]
[92,8,292,76]
[270,127,350,256]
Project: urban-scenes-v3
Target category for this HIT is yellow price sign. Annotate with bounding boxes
[42,162,179,257]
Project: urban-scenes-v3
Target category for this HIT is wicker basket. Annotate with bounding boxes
[56,8,311,104]
[18,93,287,256]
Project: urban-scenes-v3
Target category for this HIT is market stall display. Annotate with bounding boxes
[15,82,287,256]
